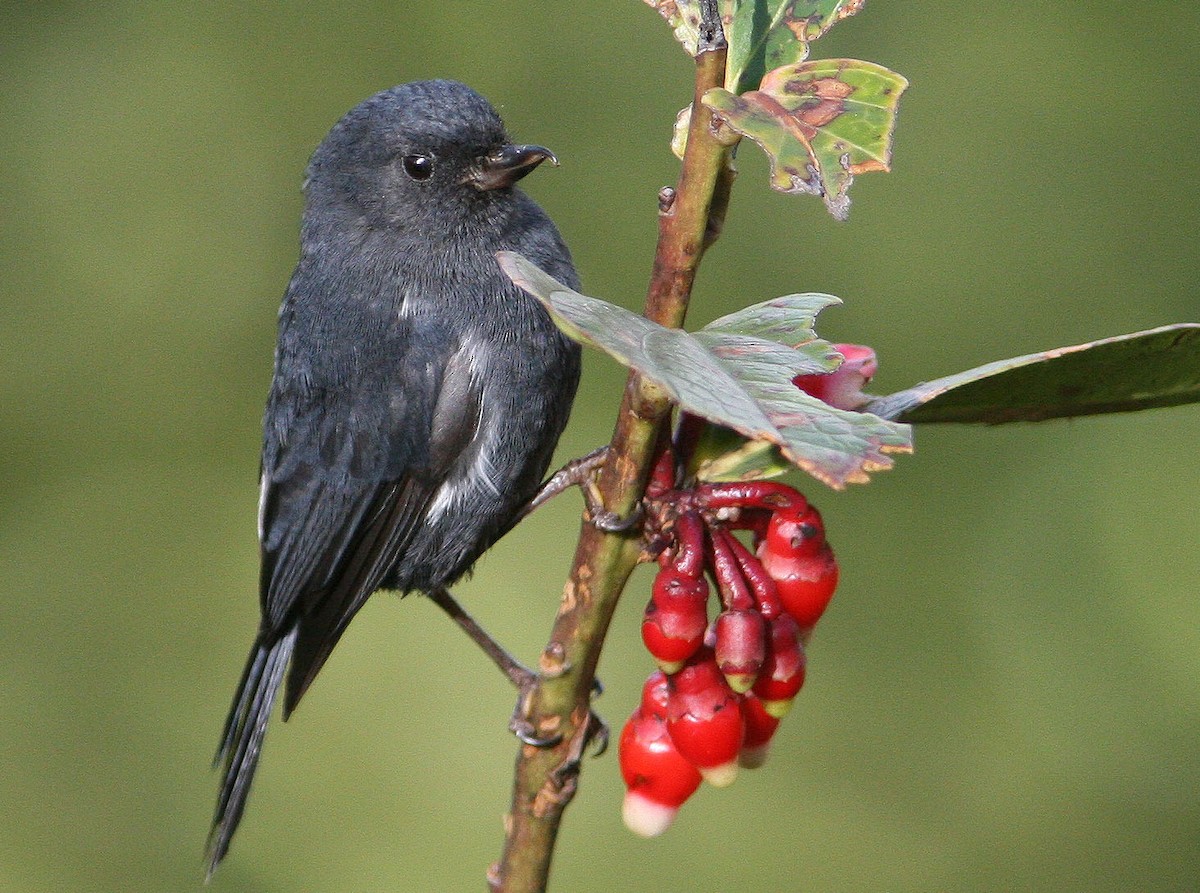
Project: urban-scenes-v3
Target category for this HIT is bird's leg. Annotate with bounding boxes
[427,587,534,689]
[519,446,608,518]
[519,446,644,533]
[427,587,570,747]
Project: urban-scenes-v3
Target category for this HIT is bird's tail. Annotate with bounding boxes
[206,627,297,880]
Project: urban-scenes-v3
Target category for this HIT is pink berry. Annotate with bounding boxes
[792,343,878,411]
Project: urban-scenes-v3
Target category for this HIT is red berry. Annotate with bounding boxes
[641,567,709,671]
[751,614,807,717]
[666,652,745,787]
[773,553,838,629]
[640,670,671,719]
[620,706,703,837]
[713,609,766,693]
[739,692,782,769]
[758,505,838,629]
[641,601,704,670]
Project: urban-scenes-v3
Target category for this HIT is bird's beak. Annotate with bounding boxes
[465,144,558,191]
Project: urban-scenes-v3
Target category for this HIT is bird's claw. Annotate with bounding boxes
[586,498,644,534]
[510,718,564,749]
[509,673,564,747]
[520,447,610,521]
[522,447,643,534]
[550,709,609,787]
[586,711,610,757]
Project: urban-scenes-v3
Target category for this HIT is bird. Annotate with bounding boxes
[207,79,581,876]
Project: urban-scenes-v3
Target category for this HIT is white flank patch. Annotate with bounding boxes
[257,472,269,541]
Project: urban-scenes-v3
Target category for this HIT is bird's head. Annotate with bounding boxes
[304,80,556,235]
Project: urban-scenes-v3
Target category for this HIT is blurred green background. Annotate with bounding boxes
[3,2,1198,891]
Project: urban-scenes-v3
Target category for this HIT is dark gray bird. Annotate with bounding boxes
[207,80,580,875]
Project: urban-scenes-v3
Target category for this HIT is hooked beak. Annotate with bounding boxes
[465,144,558,191]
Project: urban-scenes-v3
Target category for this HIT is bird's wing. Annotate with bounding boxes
[256,338,485,716]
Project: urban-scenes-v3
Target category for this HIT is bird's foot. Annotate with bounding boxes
[551,709,609,787]
[519,446,609,519]
[585,496,643,534]
[509,677,608,763]
[520,446,644,533]
[427,587,541,692]
[509,673,561,747]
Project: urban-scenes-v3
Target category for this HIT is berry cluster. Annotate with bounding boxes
[620,476,838,836]
[618,343,876,836]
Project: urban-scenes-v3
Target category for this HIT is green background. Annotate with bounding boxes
[3,3,1198,891]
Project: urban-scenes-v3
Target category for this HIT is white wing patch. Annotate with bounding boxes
[470,386,504,499]
[426,336,505,523]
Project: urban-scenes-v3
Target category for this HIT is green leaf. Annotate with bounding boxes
[663,3,873,159]
[704,59,908,219]
[702,292,841,345]
[688,424,794,481]
[865,325,1200,424]
[499,251,911,488]
[726,0,866,94]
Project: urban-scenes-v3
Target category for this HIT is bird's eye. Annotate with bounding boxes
[401,154,434,181]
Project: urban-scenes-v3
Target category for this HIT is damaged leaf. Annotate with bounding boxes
[642,0,718,57]
[704,59,907,219]
[725,0,866,94]
[700,292,842,363]
[646,0,863,86]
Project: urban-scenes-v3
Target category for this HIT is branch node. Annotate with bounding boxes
[538,642,569,677]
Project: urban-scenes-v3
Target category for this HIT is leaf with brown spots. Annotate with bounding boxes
[646,0,864,80]
[726,0,866,94]
[704,59,908,219]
